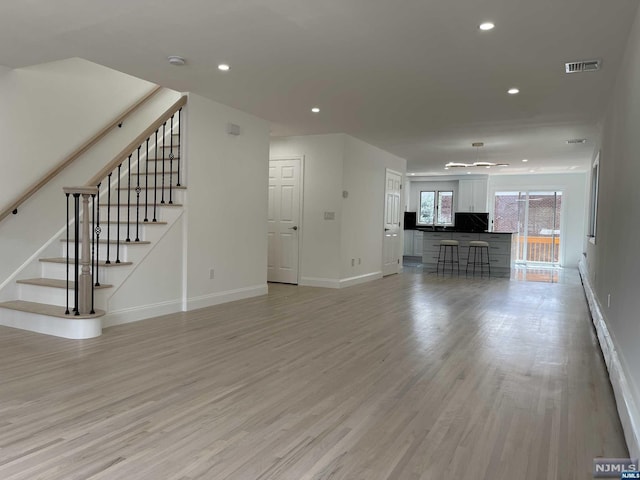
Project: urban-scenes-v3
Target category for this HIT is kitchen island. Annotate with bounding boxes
[418,230,513,274]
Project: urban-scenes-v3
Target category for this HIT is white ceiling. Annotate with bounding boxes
[1,0,637,175]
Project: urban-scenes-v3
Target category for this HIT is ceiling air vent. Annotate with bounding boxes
[565,59,600,74]
[567,138,587,144]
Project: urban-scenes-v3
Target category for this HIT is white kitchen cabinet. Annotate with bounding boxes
[458,179,488,212]
[412,231,423,256]
[403,231,414,256]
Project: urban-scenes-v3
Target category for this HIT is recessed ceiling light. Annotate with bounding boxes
[529,169,535,173]
[508,88,520,95]
[479,22,495,31]
[444,167,449,170]
[311,107,320,113]
[522,159,528,162]
[467,172,471,175]
[218,64,230,71]
[408,173,416,176]
[167,56,186,66]
[486,166,491,169]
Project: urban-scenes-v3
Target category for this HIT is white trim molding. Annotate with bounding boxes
[339,271,383,288]
[102,299,183,328]
[579,258,640,459]
[186,284,268,311]
[299,277,340,288]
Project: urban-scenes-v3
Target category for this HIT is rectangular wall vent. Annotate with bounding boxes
[565,60,600,74]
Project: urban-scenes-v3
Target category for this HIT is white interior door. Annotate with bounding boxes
[268,158,301,284]
[383,169,402,276]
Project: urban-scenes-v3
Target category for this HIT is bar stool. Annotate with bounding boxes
[466,240,491,278]
[437,239,459,276]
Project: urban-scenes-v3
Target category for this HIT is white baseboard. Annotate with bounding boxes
[579,258,640,459]
[186,284,268,311]
[299,277,340,288]
[339,271,383,288]
[102,299,183,328]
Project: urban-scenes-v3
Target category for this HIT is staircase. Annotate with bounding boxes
[0,101,185,339]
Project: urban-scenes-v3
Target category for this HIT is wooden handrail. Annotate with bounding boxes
[0,85,162,223]
[86,96,187,187]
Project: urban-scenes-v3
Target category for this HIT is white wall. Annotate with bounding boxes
[488,173,588,267]
[270,133,406,286]
[185,93,270,309]
[0,59,180,294]
[0,58,156,207]
[585,3,640,458]
[270,134,346,284]
[341,136,406,282]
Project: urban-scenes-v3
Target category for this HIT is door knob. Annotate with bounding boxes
[289,226,298,230]
[384,228,390,231]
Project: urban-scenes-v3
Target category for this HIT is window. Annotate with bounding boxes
[588,153,600,243]
[420,190,453,225]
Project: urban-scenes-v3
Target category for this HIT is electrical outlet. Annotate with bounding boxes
[358,258,361,265]
[209,268,215,279]
[351,258,355,267]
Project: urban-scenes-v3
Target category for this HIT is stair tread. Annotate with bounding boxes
[0,300,105,319]
[99,203,183,207]
[61,239,151,245]
[81,220,168,225]
[17,278,113,289]
[40,257,133,266]
[117,186,187,190]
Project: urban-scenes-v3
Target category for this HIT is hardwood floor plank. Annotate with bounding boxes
[0,269,628,479]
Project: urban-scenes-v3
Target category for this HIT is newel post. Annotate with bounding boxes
[63,186,98,315]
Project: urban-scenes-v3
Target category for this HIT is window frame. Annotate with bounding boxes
[419,189,454,226]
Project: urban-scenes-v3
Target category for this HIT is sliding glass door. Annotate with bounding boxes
[493,191,562,265]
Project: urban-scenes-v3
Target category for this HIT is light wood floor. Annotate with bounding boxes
[0,269,627,479]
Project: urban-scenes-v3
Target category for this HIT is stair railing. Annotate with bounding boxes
[62,95,186,316]
[0,85,161,224]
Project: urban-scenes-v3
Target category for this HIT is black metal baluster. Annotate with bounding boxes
[65,193,70,315]
[135,146,141,241]
[95,183,101,287]
[169,114,174,204]
[177,108,181,187]
[106,172,112,264]
[73,193,80,316]
[144,138,149,222]
[153,130,158,222]
[126,153,132,242]
[116,163,122,263]
[161,122,166,204]
[90,193,96,315]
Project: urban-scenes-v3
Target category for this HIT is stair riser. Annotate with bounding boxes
[120,178,184,189]
[98,205,180,222]
[41,262,132,286]
[78,223,160,242]
[110,188,186,205]
[62,242,138,262]
[145,146,180,160]
[0,309,102,339]
[18,284,107,310]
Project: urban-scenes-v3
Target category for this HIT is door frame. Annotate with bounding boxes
[268,155,305,283]
[382,168,403,275]
[489,186,566,266]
